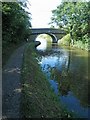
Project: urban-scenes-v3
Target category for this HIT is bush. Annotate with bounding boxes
[74,40,89,51]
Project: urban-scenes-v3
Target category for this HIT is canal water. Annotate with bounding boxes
[36,38,90,118]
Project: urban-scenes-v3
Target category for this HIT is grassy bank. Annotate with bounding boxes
[58,34,70,46]
[21,42,75,118]
[58,34,89,51]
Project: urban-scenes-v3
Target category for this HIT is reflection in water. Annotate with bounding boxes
[36,38,47,51]
[36,39,90,118]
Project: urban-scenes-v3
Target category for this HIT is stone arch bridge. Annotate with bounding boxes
[29,28,66,43]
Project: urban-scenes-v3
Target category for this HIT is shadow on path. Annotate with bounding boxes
[2,44,27,119]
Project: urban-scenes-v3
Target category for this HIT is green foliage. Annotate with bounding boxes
[2,2,32,66]
[2,2,31,45]
[50,2,90,50]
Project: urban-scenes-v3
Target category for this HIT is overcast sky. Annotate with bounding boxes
[28,0,61,28]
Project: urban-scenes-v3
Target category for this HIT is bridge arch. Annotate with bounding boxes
[30,33,58,43]
[35,33,52,42]
[49,33,58,43]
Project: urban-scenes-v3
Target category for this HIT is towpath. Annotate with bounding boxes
[2,43,27,119]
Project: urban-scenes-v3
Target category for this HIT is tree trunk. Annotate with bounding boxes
[70,25,74,46]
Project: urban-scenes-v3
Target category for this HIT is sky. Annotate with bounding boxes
[28,0,61,28]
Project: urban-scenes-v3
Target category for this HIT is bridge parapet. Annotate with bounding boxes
[29,28,66,43]
[30,28,65,34]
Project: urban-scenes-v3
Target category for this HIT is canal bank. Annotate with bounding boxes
[21,43,75,118]
[58,34,90,51]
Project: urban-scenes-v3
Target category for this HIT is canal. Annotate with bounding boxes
[36,38,90,118]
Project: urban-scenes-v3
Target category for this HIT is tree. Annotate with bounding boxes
[2,1,32,65]
[50,1,90,49]
[2,1,32,44]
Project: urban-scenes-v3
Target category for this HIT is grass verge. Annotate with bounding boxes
[21,42,75,118]
[58,34,70,46]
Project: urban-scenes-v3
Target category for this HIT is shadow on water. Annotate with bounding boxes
[36,39,90,118]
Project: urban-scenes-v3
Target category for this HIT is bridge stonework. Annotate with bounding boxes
[29,28,66,43]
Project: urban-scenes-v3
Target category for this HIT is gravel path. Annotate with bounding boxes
[2,44,27,119]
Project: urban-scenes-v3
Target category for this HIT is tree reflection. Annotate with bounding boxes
[38,46,90,108]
